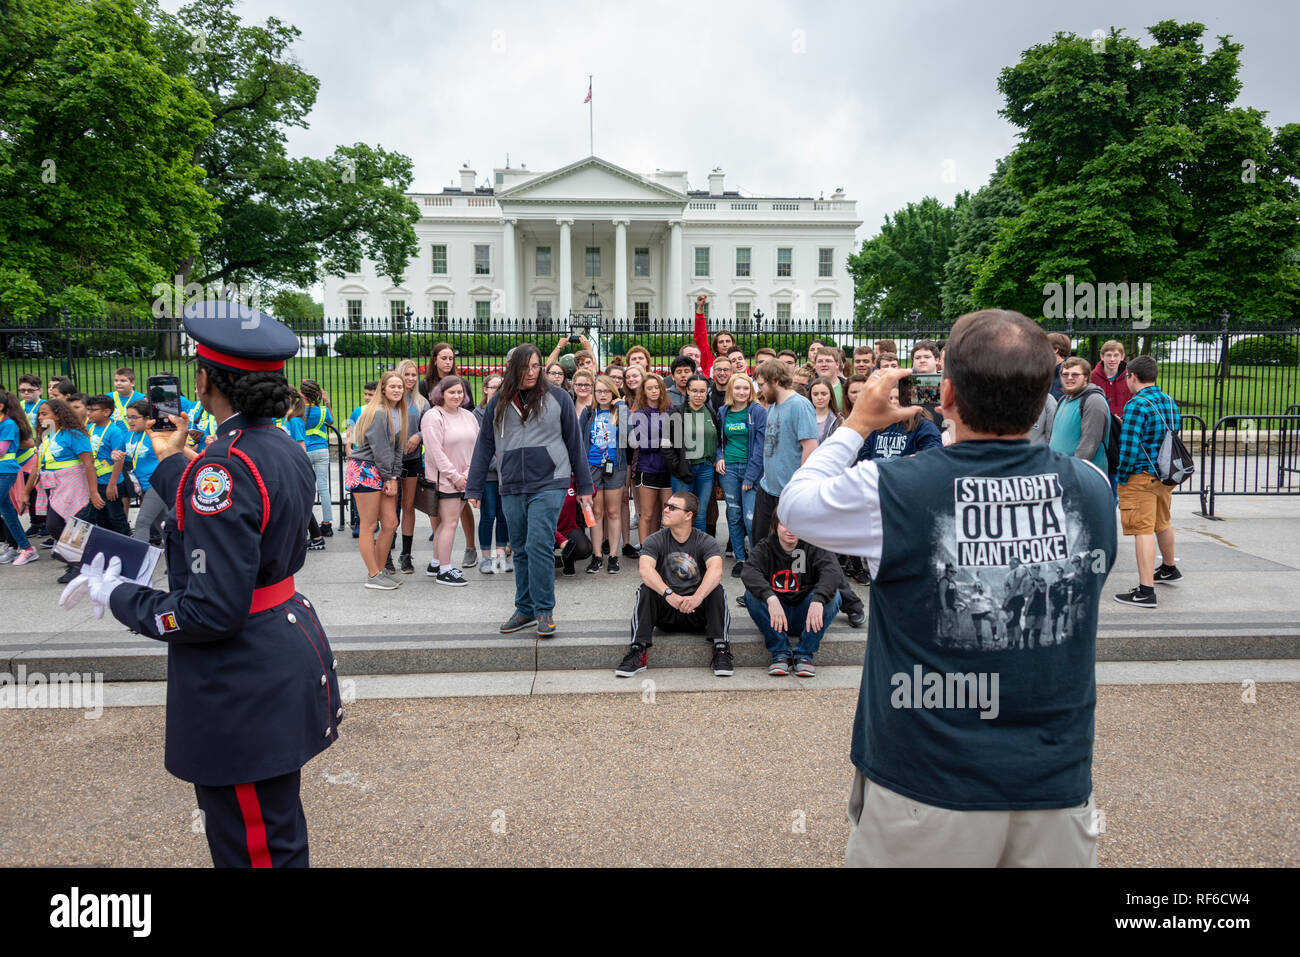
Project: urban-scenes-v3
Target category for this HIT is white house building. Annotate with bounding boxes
[323,155,861,334]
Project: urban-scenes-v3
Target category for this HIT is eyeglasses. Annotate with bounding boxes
[17,388,38,394]
[1060,372,1084,378]
[662,503,686,513]
[574,383,592,389]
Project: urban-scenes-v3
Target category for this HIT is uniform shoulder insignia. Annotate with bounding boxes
[191,462,234,515]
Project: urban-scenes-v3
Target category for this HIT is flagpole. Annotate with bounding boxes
[588,74,593,156]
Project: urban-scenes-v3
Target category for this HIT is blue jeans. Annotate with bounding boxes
[308,447,332,524]
[670,461,714,532]
[477,479,509,550]
[0,472,30,550]
[744,589,842,660]
[500,488,566,618]
[716,467,756,560]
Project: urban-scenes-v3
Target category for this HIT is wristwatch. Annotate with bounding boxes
[663,587,674,598]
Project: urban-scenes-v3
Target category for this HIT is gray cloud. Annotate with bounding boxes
[160,0,1299,244]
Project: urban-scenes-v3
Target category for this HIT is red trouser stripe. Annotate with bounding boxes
[234,782,273,868]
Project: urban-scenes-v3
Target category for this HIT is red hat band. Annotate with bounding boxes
[195,343,286,372]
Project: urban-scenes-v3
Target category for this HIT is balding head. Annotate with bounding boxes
[945,309,1054,435]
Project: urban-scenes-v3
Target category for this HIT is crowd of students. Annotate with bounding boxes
[3,316,1180,654]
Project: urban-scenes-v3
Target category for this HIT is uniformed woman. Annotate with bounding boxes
[59,301,342,867]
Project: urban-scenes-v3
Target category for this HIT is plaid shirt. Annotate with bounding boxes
[1117,385,1181,482]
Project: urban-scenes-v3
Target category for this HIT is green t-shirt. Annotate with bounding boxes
[724,408,750,464]
[683,406,718,466]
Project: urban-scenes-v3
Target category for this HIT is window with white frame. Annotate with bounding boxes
[474,300,491,331]
[432,300,448,332]
[776,301,791,331]
[734,301,750,323]
[633,247,650,277]
[536,300,553,332]
[777,248,792,278]
[346,299,362,331]
[634,301,650,333]
[390,300,408,333]
[474,244,491,275]
[694,247,710,278]
[818,248,833,278]
[431,244,447,275]
[735,247,751,278]
[535,246,551,277]
[817,302,832,330]
[585,246,601,277]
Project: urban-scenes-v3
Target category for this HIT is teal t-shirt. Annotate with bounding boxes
[760,394,817,495]
[723,408,750,465]
[1049,395,1109,474]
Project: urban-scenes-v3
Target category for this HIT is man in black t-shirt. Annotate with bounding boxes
[615,491,732,678]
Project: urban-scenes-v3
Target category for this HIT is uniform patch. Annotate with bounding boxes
[154,611,180,635]
[191,464,232,515]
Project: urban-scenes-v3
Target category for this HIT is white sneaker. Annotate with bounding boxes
[0,546,17,564]
[492,549,507,574]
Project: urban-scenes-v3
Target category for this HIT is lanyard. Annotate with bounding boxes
[127,432,147,469]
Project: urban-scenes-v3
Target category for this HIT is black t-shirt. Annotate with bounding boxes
[640,527,721,595]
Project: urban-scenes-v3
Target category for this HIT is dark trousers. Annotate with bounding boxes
[631,583,730,647]
[836,565,865,617]
[752,485,780,545]
[91,483,131,536]
[193,769,308,868]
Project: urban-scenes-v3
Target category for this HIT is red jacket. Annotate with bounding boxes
[693,311,715,377]
[1090,359,1132,419]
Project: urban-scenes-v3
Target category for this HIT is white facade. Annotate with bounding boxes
[323,155,862,332]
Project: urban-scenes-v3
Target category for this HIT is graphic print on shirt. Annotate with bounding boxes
[930,472,1092,652]
[872,430,909,460]
[662,551,702,594]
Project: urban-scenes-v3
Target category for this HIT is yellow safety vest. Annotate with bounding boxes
[39,434,82,471]
[15,446,35,466]
[87,423,115,478]
[304,407,328,442]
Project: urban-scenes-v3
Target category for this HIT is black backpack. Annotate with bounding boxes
[1082,391,1123,475]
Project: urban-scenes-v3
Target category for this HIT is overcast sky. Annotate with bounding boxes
[160,0,1299,244]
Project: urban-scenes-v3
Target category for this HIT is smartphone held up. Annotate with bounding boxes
[147,374,182,430]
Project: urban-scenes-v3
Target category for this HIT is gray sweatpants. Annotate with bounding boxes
[131,488,167,543]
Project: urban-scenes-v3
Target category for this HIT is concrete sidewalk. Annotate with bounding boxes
[3,495,1299,680]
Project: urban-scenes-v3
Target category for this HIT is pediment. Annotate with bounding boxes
[499,156,687,204]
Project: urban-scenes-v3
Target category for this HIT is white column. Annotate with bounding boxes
[501,218,517,319]
[613,219,629,323]
[668,220,683,320]
[558,218,573,320]
[515,226,525,321]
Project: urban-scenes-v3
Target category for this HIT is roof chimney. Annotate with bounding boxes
[708,167,725,197]
[831,187,845,200]
[460,165,477,192]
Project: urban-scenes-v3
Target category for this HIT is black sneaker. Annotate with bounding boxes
[436,567,468,587]
[607,556,620,574]
[561,557,576,576]
[1153,564,1182,584]
[399,553,414,574]
[731,561,744,578]
[622,543,640,559]
[616,645,647,677]
[1114,586,1157,608]
[500,612,538,633]
[712,644,734,677]
[735,594,747,608]
[307,537,326,551]
[320,522,333,538]
[586,556,603,574]
[385,555,396,576]
[724,541,733,556]
[848,610,866,628]
[425,561,440,577]
[57,565,79,584]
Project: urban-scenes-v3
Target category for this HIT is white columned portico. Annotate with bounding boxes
[613,219,629,323]
[557,218,574,320]
[668,220,683,320]
[501,218,518,318]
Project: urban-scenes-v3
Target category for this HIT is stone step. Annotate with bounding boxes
[7,616,1299,683]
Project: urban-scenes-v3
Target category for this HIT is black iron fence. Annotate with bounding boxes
[3,313,1297,518]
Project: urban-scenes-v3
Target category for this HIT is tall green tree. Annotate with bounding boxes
[940,161,1023,321]
[0,0,218,317]
[973,21,1300,326]
[848,195,966,327]
[146,0,420,292]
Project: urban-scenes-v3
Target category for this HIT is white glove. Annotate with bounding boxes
[58,552,125,620]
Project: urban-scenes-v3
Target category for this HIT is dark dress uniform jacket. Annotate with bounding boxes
[109,414,342,786]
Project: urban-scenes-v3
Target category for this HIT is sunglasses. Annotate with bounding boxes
[662,503,687,513]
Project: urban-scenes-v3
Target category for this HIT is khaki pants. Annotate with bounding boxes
[844,771,1098,867]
